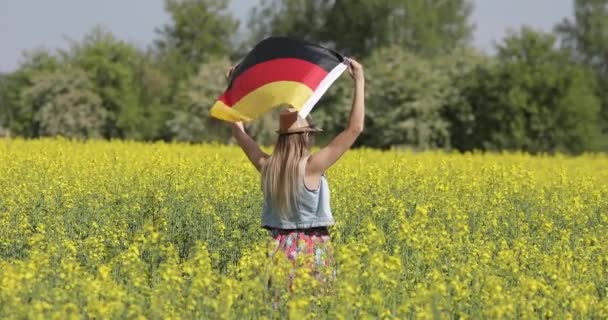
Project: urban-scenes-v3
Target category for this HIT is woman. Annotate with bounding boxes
[229,58,365,278]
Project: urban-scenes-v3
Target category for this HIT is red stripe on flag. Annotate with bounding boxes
[218,58,329,107]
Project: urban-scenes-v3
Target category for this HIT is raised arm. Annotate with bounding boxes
[308,59,365,175]
[231,122,269,172]
[223,65,269,171]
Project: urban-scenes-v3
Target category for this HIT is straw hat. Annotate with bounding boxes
[276,108,323,135]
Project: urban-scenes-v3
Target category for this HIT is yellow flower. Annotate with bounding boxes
[0,138,606,318]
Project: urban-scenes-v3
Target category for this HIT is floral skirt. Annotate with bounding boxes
[266,227,335,286]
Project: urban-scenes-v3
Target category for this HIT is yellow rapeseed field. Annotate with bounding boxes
[0,138,607,319]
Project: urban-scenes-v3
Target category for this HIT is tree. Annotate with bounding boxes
[0,73,17,135]
[323,0,473,57]
[154,0,240,111]
[245,0,331,51]
[22,67,106,139]
[438,48,490,151]
[359,46,454,149]
[0,73,9,136]
[132,53,172,140]
[247,0,474,57]
[0,28,170,141]
[556,0,608,136]
[156,0,239,74]
[311,47,487,150]
[460,28,603,154]
[557,0,608,74]
[0,50,60,137]
[68,27,156,139]
[166,57,232,143]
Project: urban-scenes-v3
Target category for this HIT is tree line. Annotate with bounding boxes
[0,0,606,154]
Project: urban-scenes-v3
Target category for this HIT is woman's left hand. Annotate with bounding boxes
[225,65,236,82]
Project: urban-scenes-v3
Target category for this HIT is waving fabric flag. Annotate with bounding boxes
[210,37,347,122]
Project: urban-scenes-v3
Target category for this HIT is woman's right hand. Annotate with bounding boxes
[231,121,244,132]
[225,65,236,82]
[346,58,364,83]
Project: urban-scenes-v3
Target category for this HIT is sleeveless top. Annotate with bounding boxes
[261,156,335,230]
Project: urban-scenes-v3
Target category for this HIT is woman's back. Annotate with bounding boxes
[261,157,334,229]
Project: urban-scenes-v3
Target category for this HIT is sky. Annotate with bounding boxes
[0,0,573,73]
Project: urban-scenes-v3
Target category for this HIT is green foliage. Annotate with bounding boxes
[556,0,608,135]
[22,67,106,139]
[156,0,239,75]
[0,73,27,136]
[0,74,6,136]
[323,0,474,57]
[557,0,608,75]
[0,50,60,137]
[248,0,474,57]
[68,28,142,139]
[246,0,331,50]
[133,54,173,140]
[359,46,451,149]
[167,58,232,143]
[68,27,168,140]
[311,47,486,150]
[437,48,489,151]
[459,28,603,154]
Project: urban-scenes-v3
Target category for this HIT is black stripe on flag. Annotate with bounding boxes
[229,37,345,82]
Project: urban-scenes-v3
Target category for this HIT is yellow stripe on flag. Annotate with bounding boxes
[210,81,313,122]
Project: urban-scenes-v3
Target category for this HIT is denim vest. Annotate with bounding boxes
[261,159,335,229]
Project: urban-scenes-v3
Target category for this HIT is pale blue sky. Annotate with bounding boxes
[0,0,573,72]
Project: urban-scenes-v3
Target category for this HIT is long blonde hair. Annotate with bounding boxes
[262,132,311,217]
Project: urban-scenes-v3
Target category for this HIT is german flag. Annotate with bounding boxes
[210,37,347,122]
